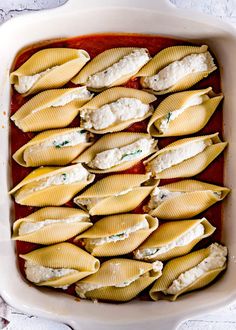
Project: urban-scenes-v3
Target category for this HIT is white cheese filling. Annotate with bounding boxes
[19,216,85,235]
[76,261,162,298]
[87,48,150,89]
[134,223,205,260]
[36,165,88,187]
[115,268,146,288]
[51,130,88,148]
[78,197,103,210]
[81,98,150,130]
[147,187,183,210]
[214,191,222,198]
[25,260,75,285]
[20,164,89,198]
[51,87,92,107]
[142,51,215,92]
[76,283,105,298]
[152,138,212,174]
[152,260,164,273]
[165,243,227,295]
[146,187,222,212]
[14,66,58,94]
[76,274,143,298]
[85,219,149,250]
[77,188,133,210]
[155,94,209,134]
[27,131,88,155]
[88,138,155,170]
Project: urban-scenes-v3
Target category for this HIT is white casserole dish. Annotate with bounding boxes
[0,0,235,329]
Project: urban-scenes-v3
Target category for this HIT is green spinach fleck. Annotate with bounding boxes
[53,140,70,148]
[121,149,142,160]
[166,112,172,123]
[61,173,68,181]
[111,233,125,239]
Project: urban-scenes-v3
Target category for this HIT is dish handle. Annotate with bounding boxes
[62,0,176,12]
[67,318,183,330]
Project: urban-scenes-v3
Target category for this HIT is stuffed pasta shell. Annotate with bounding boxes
[134,218,215,262]
[74,173,158,215]
[75,214,158,257]
[11,87,93,132]
[76,258,162,302]
[148,87,223,137]
[150,243,227,301]
[10,48,90,95]
[72,47,150,91]
[9,163,95,206]
[74,132,157,173]
[145,179,230,219]
[79,87,156,134]
[13,127,93,167]
[137,45,216,94]
[145,133,227,179]
[12,207,92,245]
[20,243,100,288]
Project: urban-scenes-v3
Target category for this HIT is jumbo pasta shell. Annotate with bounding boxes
[148,180,230,219]
[75,214,159,257]
[12,207,92,245]
[148,87,223,137]
[149,243,227,301]
[74,132,158,173]
[9,163,95,206]
[13,127,93,167]
[145,133,227,179]
[20,242,100,288]
[74,173,158,215]
[72,47,151,91]
[137,45,217,95]
[75,258,162,302]
[11,87,93,132]
[10,48,90,95]
[134,218,215,262]
[79,87,156,134]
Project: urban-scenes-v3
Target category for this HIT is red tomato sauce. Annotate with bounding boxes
[10,33,223,298]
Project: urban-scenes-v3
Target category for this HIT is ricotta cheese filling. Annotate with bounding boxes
[134,223,205,260]
[85,219,149,251]
[81,98,150,130]
[76,261,162,298]
[152,138,212,174]
[25,260,75,285]
[155,94,209,133]
[88,138,155,170]
[78,197,103,210]
[146,187,222,212]
[147,187,183,210]
[77,188,133,210]
[27,131,88,155]
[115,268,146,288]
[142,52,215,92]
[19,216,85,235]
[14,66,58,94]
[20,164,89,198]
[51,87,92,107]
[76,283,105,298]
[86,48,150,89]
[164,243,227,295]
[214,191,222,198]
[76,273,143,298]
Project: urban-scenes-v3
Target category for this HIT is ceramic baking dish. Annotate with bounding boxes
[0,0,236,329]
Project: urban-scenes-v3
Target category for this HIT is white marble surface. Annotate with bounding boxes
[1,0,236,329]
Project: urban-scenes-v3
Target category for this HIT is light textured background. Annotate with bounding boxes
[1,0,236,329]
